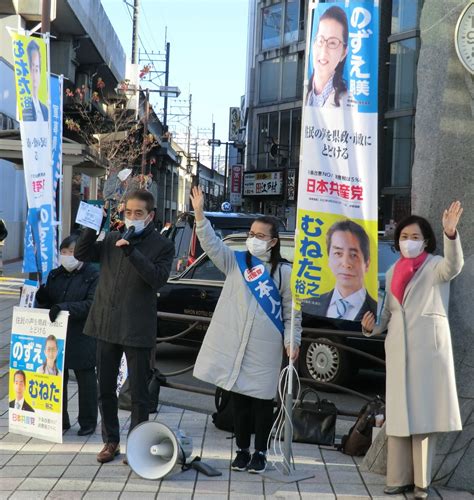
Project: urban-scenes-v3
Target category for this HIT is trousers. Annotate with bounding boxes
[231,392,274,452]
[96,340,151,443]
[63,367,98,429]
[387,434,438,488]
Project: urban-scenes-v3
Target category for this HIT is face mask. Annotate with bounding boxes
[399,239,425,259]
[125,215,150,235]
[60,255,80,272]
[246,237,271,258]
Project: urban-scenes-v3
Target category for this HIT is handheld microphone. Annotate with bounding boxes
[121,225,135,241]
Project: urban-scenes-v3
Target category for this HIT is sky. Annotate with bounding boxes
[101,0,249,167]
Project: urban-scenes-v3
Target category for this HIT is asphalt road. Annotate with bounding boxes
[154,342,385,418]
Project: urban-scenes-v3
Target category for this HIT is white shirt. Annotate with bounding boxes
[327,287,367,320]
[14,398,24,410]
[33,97,46,122]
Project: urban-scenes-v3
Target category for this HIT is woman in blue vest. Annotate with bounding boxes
[190,186,301,474]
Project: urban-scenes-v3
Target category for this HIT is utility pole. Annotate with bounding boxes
[41,0,51,33]
[141,88,149,175]
[131,0,139,64]
[163,42,170,128]
[210,122,216,170]
[186,93,192,168]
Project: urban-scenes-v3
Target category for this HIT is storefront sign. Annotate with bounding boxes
[243,171,284,196]
[228,107,241,141]
[287,169,297,201]
[9,307,69,443]
[230,165,243,206]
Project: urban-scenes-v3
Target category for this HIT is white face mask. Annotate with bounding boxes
[124,215,150,235]
[399,239,425,259]
[60,254,80,272]
[246,237,271,258]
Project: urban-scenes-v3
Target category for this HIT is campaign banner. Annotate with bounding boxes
[23,74,63,274]
[9,307,69,443]
[292,1,379,322]
[11,31,55,280]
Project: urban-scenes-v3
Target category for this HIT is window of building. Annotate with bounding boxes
[262,3,283,50]
[261,1,302,50]
[391,0,421,34]
[282,54,298,99]
[388,38,418,110]
[259,58,281,102]
[256,108,301,169]
[259,53,304,103]
[284,0,299,44]
[385,116,414,187]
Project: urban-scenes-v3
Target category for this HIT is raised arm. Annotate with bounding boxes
[190,186,236,275]
[434,201,464,283]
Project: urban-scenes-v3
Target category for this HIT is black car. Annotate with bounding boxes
[157,234,399,387]
[163,211,286,275]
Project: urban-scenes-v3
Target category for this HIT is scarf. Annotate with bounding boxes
[391,251,428,304]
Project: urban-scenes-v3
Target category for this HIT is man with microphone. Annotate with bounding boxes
[75,189,174,463]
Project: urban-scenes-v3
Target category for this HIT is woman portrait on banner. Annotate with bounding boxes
[361,202,464,500]
[189,186,301,475]
[306,5,353,108]
[35,234,99,436]
[36,335,61,376]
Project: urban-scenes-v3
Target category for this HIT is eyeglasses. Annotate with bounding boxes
[315,35,345,50]
[247,232,273,241]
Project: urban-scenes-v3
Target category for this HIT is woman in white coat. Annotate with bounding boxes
[190,186,301,474]
[362,201,464,499]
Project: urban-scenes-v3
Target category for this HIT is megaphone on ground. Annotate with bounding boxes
[126,421,193,480]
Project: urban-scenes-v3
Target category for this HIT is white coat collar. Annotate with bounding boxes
[402,253,434,305]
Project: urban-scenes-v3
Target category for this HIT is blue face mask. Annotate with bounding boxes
[124,215,150,235]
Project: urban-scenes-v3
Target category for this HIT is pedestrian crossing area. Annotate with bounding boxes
[0,277,24,296]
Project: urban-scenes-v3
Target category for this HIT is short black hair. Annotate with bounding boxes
[60,234,79,251]
[125,189,155,213]
[13,370,26,383]
[394,215,436,253]
[326,219,370,264]
[27,39,41,65]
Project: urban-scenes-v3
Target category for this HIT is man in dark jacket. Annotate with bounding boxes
[75,189,174,463]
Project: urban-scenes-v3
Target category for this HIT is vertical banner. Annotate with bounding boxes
[292,1,379,322]
[23,74,63,274]
[9,307,69,443]
[230,164,243,207]
[10,31,55,280]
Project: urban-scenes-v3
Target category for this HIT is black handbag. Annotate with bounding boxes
[291,388,337,446]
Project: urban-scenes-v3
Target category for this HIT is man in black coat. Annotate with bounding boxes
[302,219,377,321]
[75,189,174,463]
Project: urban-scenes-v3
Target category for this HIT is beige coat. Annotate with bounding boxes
[366,234,464,437]
[192,218,302,400]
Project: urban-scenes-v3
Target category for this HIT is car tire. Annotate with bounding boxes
[299,336,354,390]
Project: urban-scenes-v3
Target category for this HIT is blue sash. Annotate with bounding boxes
[234,251,284,337]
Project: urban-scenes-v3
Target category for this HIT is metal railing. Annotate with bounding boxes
[156,311,385,417]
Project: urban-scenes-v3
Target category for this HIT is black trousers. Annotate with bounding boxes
[62,367,98,429]
[231,392,274,452]
[96,340,151,443]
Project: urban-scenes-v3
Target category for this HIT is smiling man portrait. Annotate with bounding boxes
[302,219,376,321]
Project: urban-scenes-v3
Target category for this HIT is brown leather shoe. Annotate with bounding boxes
[97,442,120,463]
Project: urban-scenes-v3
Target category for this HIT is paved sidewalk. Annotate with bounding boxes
[0,262,472,499]
[0,388,470,500]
